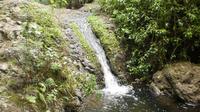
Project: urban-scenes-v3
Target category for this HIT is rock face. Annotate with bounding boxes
[0,0,101,111]
[151,62,200,104]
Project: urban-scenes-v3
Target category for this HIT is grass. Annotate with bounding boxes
[5,3,97,111]
[88,16,122,58]
[70,22,99,68]
[88,15,125,75]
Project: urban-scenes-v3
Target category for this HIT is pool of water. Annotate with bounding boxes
[81,85,200,112]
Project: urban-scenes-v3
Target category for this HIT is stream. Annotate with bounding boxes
[67,12,199,112]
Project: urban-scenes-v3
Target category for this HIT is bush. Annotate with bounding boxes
[99,0,200,78]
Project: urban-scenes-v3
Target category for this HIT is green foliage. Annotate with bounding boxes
[25,95,37,104]
[70,22,99,68]
[49,0,69,7]
[16,3,97,110]
[77,73,97,96]
[18,4,70,110]
[35,0,94,8]
[88,16,125,75]
[34,0,69,7]
[88,16,121,54]
[50,62,62,73]
[100,0,200,78]
[20,3,64,78]
[22,4,63,47]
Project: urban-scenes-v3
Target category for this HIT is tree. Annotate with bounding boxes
[100,0,200,78]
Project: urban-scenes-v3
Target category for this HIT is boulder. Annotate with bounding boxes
[150,62,200,104]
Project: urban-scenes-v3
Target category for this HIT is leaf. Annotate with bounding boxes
[25,95,37,103]
[38,82,46,92]
[38,92,47,107]
[45,78,56,87]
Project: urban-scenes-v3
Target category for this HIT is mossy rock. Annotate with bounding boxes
[88,15,128,81]
[151,62,200,104]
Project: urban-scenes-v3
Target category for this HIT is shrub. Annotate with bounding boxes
[99,0,200,78]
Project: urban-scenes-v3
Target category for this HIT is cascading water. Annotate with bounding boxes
[70,15,167,112]
[73,15,131,96]
[58,9,199,112]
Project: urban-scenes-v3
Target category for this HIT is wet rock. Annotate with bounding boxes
[81,59,91,67]
[85,66,95,73]
[75,89,83,102]
[0,31,4,42]
[151,62,200,104]
[65,97,82,112]
[81,59,95,72]
[71,97,82,107]
[16,21,22,25]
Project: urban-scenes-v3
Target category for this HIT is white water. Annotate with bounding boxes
[74,16,131,96]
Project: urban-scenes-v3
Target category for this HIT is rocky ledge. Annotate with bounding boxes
[150,62,200,105]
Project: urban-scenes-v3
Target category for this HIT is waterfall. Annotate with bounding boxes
[74,15,131,96]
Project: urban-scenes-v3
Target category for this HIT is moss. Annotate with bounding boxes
[21,3,65,48]
[0,2,98,111]
[35,0,69,8]
[70,22,99,68]
[9,3,86,111]
[20,3,65,78]
[88,15,125,76]
[76,73,97,96]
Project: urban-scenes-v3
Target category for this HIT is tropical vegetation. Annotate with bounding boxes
[99,0,200,78]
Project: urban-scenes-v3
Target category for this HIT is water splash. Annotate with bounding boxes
[73,15,132,96]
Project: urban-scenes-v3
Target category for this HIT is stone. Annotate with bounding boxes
[0,97,22,112]
[16,21,22,25]
[0,31,4,41]
[151,62,200,104]
[4,17,11,23]
[0,63,9,73]
[85,66,95,73]
[75,89,83,102]
[0,86,6,93]
[69,44,76,49]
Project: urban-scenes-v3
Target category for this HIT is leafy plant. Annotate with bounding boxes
[49,0,69,7]
[100,0,200,78]
[88,16,126,76]
[77,73,97,96]
[25,95,37,104]
[16,3,97,111]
